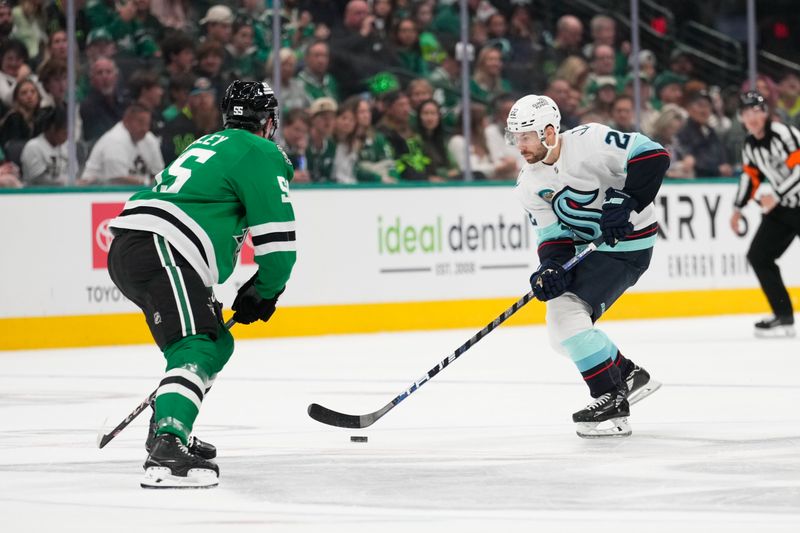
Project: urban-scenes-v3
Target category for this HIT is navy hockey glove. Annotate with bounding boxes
[600,188,638,246]
[232,275,284,325]
[530,260,573,301]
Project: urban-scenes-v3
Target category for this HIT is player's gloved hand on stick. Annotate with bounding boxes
[232,275,284,324]
[530,260,572,301]
[600,188,638,246]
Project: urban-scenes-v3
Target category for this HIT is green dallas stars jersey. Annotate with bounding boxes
[109,128,296,299]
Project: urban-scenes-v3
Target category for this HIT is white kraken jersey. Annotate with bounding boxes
[516,122,663,253]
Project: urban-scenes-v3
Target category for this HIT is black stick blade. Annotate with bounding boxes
[98,433,114,449]
[307,403,364,428]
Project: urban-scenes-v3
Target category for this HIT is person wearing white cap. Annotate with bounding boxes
[200,4,234,46]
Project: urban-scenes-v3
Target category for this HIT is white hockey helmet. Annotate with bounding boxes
[505,94,562,146]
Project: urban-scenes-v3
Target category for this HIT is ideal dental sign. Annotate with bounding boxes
[377,214,533,255]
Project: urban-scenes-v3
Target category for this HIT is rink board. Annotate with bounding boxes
[1,182,798,349]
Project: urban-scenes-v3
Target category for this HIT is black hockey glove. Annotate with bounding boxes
[600,188,638,246]
[530,260,573,301]
[232,275,284,325]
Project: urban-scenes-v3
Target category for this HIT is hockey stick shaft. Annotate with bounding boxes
[97,318,235,449]
[308,239,604,429]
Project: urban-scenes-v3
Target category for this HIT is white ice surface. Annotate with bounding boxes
[1,314,799,532]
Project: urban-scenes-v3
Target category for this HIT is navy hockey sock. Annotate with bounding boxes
[614,351,635,377]
[581,358,624,397]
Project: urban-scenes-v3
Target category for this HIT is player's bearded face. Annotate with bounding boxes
[508,131,547,163]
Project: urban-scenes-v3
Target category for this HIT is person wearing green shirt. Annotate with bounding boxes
[108,81,296,489]
[296,40,340,103]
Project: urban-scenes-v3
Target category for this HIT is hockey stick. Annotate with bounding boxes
[97,317,236,449]
[307,239,605,429]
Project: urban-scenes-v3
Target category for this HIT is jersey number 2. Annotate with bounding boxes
[604,130,631,149]
[154,147,216,193]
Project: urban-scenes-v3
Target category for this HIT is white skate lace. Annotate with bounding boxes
[586,393,612,411]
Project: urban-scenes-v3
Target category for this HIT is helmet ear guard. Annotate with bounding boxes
[221,80,280,138]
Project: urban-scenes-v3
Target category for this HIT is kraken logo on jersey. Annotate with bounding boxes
[552,186,602,241]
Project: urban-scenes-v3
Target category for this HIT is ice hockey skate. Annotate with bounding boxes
[141,433,219,489]
[754,315,796,338]
[624,364,661,405]
[572,388,631,438]
[146,411,217,459]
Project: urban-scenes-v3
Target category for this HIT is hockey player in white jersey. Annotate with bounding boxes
[507,95,670,438]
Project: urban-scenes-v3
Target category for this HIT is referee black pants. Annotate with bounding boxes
[747,205,800,318]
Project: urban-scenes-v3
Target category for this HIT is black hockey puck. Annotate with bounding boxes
[350,436,368,443]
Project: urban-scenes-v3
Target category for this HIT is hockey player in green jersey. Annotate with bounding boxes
[107,81,296,488]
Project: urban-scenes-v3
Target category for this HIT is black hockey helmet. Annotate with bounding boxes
[221,80,279,138]
[739,90,767,112]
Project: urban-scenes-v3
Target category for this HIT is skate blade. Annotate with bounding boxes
[140,466,218,489]
[576,417,632,439]
[628,379,662,406]
[754,326,796,339]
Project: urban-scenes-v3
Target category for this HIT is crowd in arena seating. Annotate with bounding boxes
[1,0,800,189]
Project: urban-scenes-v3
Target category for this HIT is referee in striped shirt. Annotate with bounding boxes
[729,91,799,337]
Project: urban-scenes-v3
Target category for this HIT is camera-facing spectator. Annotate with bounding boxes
[81,57,127,144]
[281,108,310,183]
[347,96,395,183]
[226,18,260,81]
[161,72,193,123]
[306,96,338,183]
[297,40,339,103]
[586,75,617,125]
[194,40,228,107]
[20,105,69,186]
[10,0,47,60]
[545,77,580,130]
[332,104,359,183]
[0,77,45,151]
[0,2,13,43]
[470,46,511,105]
[160,76,220,162]
[200,4,234,46]
[0,38,36,107]
[406,77,433,115]
[129,70,165,134]
[653,70,685,110]
[39,30,69,71]
[391,17,428,77]
[610,94,636,132]
[448,103,503,180]
[81,103,164,186]
[542,14,584,77]
[676,90,732,177]
[415,98,457,181]
[161,32,195,81]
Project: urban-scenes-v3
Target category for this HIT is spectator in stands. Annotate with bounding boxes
[297,40,339,103]
[160,32,195,82]
[80,56,126,143]
[369,0,393,41]
[628,49,657,82]
[610,94,636,132]
[83,27,116,68]
[415,98,457,181]
[429,38,462,128]
[542,14,584,78]
[0,39,35,107]
[194,40,228,107]
[348,96,395,182]
[0,148,21,188]
[653,71,685,110]
[668,49,694,78]
[38,59,65,108]
[266,47,308,112]
[407,77,433,115]
[306,96,337,183]
[391,17,428,77]
[553,55,590,96]
[332,104,359,183]
[776,71,800,126]
[329,0,400,97]
[133,0,165,44]
[106,0,158,59]
[0,2,13,44]
[586,44,620,95]
[448,103,502,180]
[0,78,45,150]
[10,0,46,60]
[161,72,193,123]
[226,18,260,81]
[651,104,694,179]
[281,108,310,182]
[160,76,219,162]
[584,15,629,77]
[676,90,732,177]
[81,103,163,186]
[378,90,428,180]
[470,46,511,105]
[586,75,617,125]
[545,78,580,130]
[38,30,68,72]
[200,4,234,46]
[43,0,89,47]
[20,105,68,186]
[411,0,443,67]
[485,93,524,180]
[129,70,164,134]
[621,73,657,135]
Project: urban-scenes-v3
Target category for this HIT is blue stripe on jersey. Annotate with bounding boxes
[561,329,619,371]
[536,221,573,245]
[626,134,664,169]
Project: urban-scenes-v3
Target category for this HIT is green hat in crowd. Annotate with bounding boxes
[86,27,113,45]
[653,71,687,95]
[367,72,400,96]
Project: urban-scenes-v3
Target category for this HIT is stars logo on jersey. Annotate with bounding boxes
[233,229,249,262]
[552,186,602,241]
